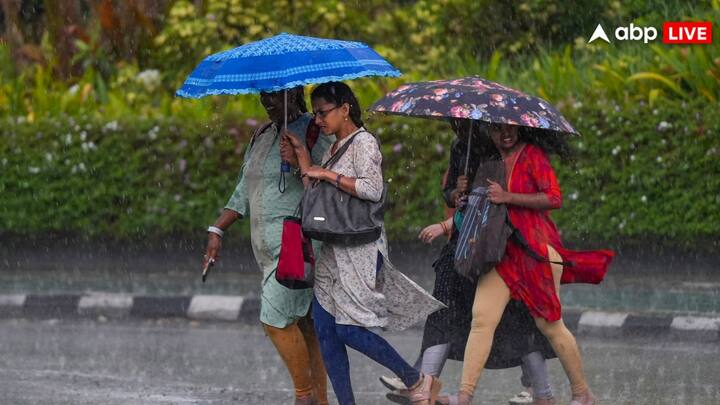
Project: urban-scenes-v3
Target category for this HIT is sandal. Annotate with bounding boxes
[385,391,410,405]
[568,389,595,405]
[406,374,442,405]
[380,375,408,391]
[508,390,533,404]
[434,391,472,405]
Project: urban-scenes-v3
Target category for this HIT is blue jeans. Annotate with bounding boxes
[312,296,420,405]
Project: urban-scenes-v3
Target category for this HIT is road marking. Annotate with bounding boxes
[78,293,133,315]
[578,311,628,327]
[0,294,26,307]
[188,295,244,321]
[671,316,720,331]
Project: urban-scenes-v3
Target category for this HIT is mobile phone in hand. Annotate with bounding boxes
[202,257,215,283]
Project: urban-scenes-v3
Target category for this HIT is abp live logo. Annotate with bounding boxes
[589,22,713,44]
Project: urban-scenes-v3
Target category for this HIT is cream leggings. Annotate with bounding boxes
[263,315,328,404]
[459,245,590,398]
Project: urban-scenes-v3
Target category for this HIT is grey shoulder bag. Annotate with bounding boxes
[300,131,386,245]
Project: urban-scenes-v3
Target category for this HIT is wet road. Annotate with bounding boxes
[1,318,718,404]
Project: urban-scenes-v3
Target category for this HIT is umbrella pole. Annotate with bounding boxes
[464,120,473,176]
[278,89,289,193]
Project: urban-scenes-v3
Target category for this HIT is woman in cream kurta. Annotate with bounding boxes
[312,129,443,331]
[286,81,444,405]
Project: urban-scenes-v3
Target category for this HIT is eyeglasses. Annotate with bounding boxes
[312,106,339,119]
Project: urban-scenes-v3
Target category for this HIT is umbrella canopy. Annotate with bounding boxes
[369,76,578,136]
[176,32,401,98]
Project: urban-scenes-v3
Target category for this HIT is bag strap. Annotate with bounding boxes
[322,129,365,169]
[507,218,574,267]
[249,121,274,149]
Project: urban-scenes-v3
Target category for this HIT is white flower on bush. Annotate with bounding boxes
[572,101,583,109]
[103,121,119,132]
[618,220,626,230]
[45,153,53,162]
[28,166,40,174]
[71,163,87,174]
[630,154,636,162]
[641,195,648,203]
[568,191,579,201]
[656,156,663,163]
[64,134,73,145]
[81,142,96,152]
[657,121,672,131]
[435,143,444,153]
[68,84,80,96]
[80,131,87,141]
[136,69,161,91]
[611,145,621,156]
[148,125,160,140]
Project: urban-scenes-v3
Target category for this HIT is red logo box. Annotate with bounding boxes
[663,22,713,44]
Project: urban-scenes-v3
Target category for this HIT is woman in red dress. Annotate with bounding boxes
[450,123,613,405]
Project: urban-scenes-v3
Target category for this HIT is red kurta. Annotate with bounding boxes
[496,144,614,322]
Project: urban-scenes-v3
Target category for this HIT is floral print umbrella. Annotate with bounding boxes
[369,76,579,136]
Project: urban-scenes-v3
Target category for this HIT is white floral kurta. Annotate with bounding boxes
[313,128,445,331]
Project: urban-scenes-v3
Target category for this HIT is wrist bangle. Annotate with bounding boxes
[439,221,449,237]
[207,226,224,238]
[335,174,343,188]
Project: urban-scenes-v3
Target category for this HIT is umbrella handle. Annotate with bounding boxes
[279,89,290,193]
[464,120,473,177]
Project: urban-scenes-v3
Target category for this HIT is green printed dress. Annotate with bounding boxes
[225,113,332,328]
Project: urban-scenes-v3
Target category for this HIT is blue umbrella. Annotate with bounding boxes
[176,32,401,192]
[176,32,401,98]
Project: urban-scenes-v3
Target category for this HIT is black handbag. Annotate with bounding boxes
[301,131,385,245]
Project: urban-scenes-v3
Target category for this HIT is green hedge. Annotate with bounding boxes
[1,97,718,248]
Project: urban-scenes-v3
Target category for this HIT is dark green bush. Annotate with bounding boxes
[2,97,718,249]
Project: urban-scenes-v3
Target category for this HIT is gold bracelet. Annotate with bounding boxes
[439,221,449,237]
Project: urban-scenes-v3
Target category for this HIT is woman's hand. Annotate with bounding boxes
[279,134,299,167]
[281,128,305,151]
[487,179,510,204]
[418,223,444,244]
[203,233,221,269]
[302,165,330,182]
[281,129,311,170]
[456,175,470,194]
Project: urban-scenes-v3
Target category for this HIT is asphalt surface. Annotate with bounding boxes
[1,318,718,405]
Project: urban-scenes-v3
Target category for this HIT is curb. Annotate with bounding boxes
[1,294,718,341]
